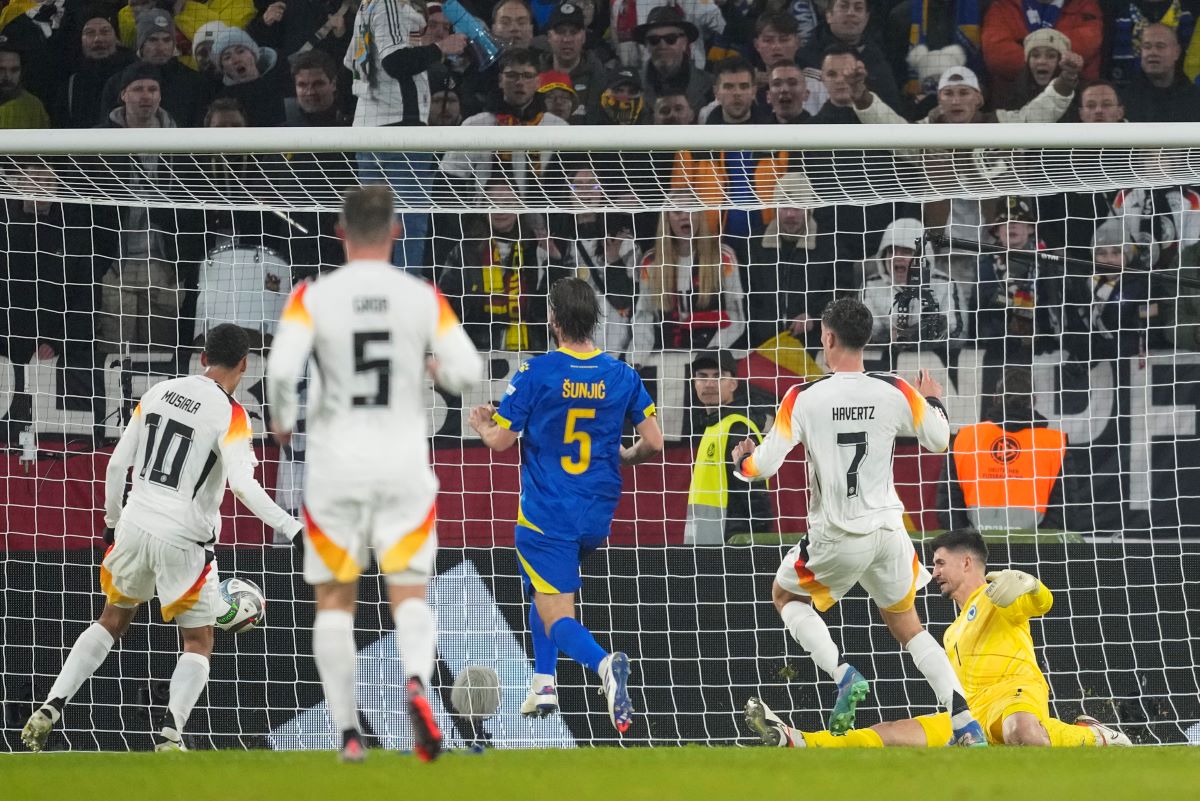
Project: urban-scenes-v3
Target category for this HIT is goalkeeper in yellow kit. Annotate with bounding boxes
[746,530,1131,747]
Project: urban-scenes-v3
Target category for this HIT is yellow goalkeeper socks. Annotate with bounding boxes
[801,728,885,748]
[1044,718,1098,747]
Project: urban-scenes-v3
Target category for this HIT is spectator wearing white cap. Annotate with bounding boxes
[852,58,1081,124]
[981,0,1102,93]
[996,27,1072,110]
[99,8,214,126]
[192,21,234,79]
[211,27,289,126]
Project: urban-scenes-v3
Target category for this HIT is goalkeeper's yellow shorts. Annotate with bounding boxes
[914,684,1052,746]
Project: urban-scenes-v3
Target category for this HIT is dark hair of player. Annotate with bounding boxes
[339,185,395,245]
[928,529,989,567]
[548,277,600,343]
[204,323,250,368]
[820,297,873,350]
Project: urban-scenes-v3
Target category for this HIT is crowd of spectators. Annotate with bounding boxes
[2,0,1199,389]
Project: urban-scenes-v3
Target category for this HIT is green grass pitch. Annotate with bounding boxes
[3,747,1197,801]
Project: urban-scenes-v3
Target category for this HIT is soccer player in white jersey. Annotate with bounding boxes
[732,297,988,746]
[267,186,483,763]
[22,324,302,753]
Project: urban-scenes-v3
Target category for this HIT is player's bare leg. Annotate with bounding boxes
[772,583,866,735]
[154,623,214,752]
[23,603,135,752]
[1001,711,1051,746]
[879,604,986,747]
[313,581,366,762]
[387,581,442,762]
[534,590,633,733]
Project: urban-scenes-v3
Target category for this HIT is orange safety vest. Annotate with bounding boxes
[952,422,1066,514]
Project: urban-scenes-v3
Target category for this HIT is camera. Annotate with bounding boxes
[892,260,947,343]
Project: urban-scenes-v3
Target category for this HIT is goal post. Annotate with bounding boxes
[0,123,1197,751]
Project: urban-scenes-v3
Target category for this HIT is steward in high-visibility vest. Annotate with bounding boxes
[684,352,775,544]
[936,369,1067,531]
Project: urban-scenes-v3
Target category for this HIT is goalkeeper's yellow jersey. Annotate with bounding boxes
[941,580,1054,710]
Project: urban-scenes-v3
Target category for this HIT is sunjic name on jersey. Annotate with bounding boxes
[494,348,655,539]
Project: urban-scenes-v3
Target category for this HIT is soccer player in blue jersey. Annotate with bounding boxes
[469,278,664,733]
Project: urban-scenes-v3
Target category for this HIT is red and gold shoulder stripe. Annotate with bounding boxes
[281,281,313,329]
[224,402,252,446]
[433,284,460,336]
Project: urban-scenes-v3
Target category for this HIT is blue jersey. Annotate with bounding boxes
[494,347,655,540]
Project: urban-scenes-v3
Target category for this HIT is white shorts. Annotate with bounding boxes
[774,525,930,613]
[302,485,438,586]
[100,521,220,628]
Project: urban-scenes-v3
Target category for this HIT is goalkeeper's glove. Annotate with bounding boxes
[984,569,1038,607]
[102,527,116,546]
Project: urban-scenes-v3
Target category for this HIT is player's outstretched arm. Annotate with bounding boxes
[266,283,317,446]
[469,403,518,452]
[103,402,146,529]
[621,415,664,466]
[733,384,803,481]
[220,408,303,540]
[428,286,484,395]
[985,569,1053,620]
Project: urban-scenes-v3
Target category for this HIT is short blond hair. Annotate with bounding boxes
[340,185,396,245]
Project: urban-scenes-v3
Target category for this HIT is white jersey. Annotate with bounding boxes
[347,0,430,126]
[267,259,482,493]
[104,374,301,546]
[739,371,950,536]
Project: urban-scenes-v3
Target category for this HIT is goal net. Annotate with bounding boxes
[0,124,1196,751]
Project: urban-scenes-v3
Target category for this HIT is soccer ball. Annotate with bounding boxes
[216,577,266,633]
[450,665,501,720]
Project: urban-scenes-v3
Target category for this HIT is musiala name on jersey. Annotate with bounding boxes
[162,390,202,414]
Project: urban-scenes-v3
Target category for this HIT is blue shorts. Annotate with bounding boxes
[514,525,608,595]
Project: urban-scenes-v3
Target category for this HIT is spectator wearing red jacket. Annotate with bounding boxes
[982,0,1102,96]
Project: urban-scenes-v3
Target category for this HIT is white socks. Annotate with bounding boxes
[47,622,115,705]
[313,610,359,733]
[780,601,842,679]
[393,597,436,688]
[167,652,210,733]
[905,629,965,710]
